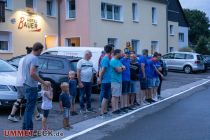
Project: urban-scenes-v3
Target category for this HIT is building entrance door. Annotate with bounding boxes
[45,35,57,49]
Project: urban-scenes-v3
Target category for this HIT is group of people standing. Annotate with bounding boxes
[98,44,164,116]
[7,42,164,131]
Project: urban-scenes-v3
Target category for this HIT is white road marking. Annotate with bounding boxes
[62,79,210,140]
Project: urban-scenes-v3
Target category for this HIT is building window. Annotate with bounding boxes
[101,3,122,21]
[47,0,56,17]
[0,1,5,22]
[179,33,184,42]
[65,37,80,47]
[0,31,12,52]
[152,7,157,24]
[170,25,175,35]
[132,3,138,22]
[26,0,37,10]
[66,0,76,19]
[4,0,13,10]
[131,40,140,53]
[151,41,159,54]
[108,38,118,48]
[169,47,174,52]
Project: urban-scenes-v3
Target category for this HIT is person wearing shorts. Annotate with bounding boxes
[68,71,78,116]
[151,52,163,101]
[120,51,130,112]
[146,57,157,103]
[41,81,53,130]
[110,49,125,114]
[139,49,150,104]
[59,82,72,130]
[130,54,141,106]
[98,44,113,116]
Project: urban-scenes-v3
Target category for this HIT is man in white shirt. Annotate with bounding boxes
[77,50,94,113]
[8,47,43,122]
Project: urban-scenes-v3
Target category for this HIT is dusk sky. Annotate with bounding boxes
[179,0,210,19]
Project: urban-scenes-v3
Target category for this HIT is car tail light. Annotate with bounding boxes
[195,60,200,64]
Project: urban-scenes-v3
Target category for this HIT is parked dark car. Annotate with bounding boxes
[38,55,98,100]
[202,55,210,70]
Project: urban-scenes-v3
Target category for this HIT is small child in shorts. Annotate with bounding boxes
[41,81,53,130]
[59,82,72,130]
[68,71,78,116]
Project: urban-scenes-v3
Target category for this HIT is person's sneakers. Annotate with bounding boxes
[135,103,141,107]
[120,108,128,113]
[143,100,150,105]
[158,95,164,100]
[86,108,95,113]
[100,112,109,119]
[80,109,86,114]
[127,106,135,111]
[149,98,157,103]
[71,111,78,116]
[8,115,19,122]
[112,110,121,115]
[35,114,43,121]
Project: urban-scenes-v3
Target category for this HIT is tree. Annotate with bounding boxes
[195,36,210,55]
[184,9,210,45]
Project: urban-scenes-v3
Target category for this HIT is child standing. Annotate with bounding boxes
[59,82,72,130]
[41,81,53,130]
[68,71,78,116]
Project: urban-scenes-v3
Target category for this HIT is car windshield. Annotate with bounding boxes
[70,61,78,72]
[203,56,210,61]
[0,60,17,72]
[197,55,203,61]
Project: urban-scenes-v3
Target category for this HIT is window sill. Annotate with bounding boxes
[47,15,57,19]
[0,51,13,54]
[5,8,13,11]
[66,18,76,21]
[170,34,175,36]
[133,20,139,23]
[152,23,158,26]
[101,18,124,23]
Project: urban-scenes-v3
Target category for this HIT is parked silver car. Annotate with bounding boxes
[0,59,41,107]
[0,59,18,107]
[162,52,205,74]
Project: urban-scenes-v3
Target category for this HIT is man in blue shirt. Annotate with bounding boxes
[98,44,113,116]
[139,49,150,104]
[151,53,163,101]
[120,52,130,112]
[110,49,125,114]
[147,57,156,103]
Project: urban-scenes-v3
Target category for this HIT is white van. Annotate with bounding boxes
[42,47,104,71]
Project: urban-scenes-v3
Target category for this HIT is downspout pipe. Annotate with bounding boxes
[166,0,169,53]
[57,0,61,46]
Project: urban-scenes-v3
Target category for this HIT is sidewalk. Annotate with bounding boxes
[33,77,210,140]
[1,72,210,140]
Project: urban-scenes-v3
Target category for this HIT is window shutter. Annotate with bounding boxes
[0,1,5,22]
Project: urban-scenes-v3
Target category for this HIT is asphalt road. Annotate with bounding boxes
[95,82,210,140]
[0,71,210,140]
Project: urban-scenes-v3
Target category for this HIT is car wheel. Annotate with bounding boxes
[184,66,192,74]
